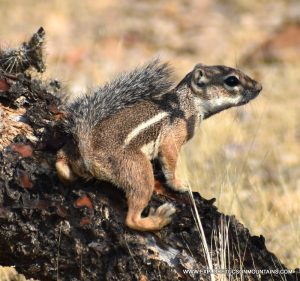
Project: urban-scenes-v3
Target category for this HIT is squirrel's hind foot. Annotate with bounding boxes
[126,203,176,231]
[149,202,176,217]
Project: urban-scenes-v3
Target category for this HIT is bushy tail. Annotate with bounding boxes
[63,59,174,169]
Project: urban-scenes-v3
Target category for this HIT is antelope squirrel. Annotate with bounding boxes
[56,59,262,231]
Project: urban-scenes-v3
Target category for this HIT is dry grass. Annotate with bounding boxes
[0,0,299,270]
[0,266,37,281]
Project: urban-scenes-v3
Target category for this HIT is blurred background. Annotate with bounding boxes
[1,0,299,268]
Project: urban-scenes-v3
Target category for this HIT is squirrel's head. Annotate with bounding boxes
[189,64,262,119]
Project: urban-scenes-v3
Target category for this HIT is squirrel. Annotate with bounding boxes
[56,59,262,231]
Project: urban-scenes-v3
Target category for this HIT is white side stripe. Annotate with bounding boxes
[124,112,168,146]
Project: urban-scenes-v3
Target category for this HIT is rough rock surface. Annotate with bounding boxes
[0,28,299,281]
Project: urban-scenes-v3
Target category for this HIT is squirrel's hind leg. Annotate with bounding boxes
[108,150,176,231]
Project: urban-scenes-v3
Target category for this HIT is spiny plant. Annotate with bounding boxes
[0,27,45,74]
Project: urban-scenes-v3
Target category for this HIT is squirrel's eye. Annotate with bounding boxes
[224,76,240,87]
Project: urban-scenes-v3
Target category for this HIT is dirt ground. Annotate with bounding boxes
[0,0,299,270]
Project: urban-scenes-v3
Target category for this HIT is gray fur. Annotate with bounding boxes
[64,59,174,136]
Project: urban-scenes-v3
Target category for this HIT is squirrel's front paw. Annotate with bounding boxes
[167,178,189,193]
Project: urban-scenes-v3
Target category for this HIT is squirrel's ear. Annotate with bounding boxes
[192,67,206,87]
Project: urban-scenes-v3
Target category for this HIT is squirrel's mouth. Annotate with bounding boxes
[241,89,261,105]
[239,100,249,105]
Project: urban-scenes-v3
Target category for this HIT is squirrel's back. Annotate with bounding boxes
[64,59,174,138]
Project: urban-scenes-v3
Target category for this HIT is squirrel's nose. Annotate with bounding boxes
[256,82,262,92]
